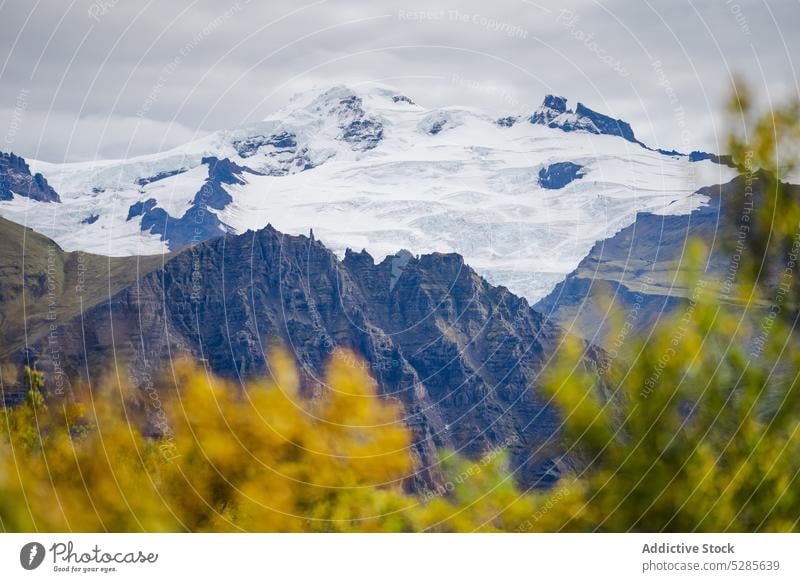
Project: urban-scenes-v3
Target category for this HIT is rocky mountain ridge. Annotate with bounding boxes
[6,221,601,490]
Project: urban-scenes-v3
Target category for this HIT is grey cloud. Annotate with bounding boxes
[0,0,796,161]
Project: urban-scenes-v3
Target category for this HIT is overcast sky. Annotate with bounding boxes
[1,0,797,162]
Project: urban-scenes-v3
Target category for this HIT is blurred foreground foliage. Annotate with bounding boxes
[539,256,800,531]
[0,353,538,532]
[2,86,800,532]
[536,85,800,532]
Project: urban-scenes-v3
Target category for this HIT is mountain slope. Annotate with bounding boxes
[0,216,166,353]
[0,215,166,404]
[10,223,601,489]
[0,84,736,303]
[534,175,790,343]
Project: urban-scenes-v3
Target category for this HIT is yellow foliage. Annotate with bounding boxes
[0,351,545,532]
[537,271,800,531]
[0,351,419,531]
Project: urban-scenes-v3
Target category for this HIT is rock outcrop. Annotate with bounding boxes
[530,95,640,145]
[0,151,60,203]
[20,224,601,490]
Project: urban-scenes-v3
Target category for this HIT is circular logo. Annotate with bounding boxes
[19,542,46,570]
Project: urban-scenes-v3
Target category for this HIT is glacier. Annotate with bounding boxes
[0,84,736,302]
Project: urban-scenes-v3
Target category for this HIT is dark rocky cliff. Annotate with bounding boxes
[0,151,60,202]
[20,224,601,490]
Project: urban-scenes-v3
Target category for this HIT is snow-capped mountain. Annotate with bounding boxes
[0,84,736,301]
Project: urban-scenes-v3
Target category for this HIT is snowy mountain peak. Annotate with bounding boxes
[274,84,421,121]
[529,94,639,144]
[530,94,569,125]
[0,85,737,301]
[217,84,423,172]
